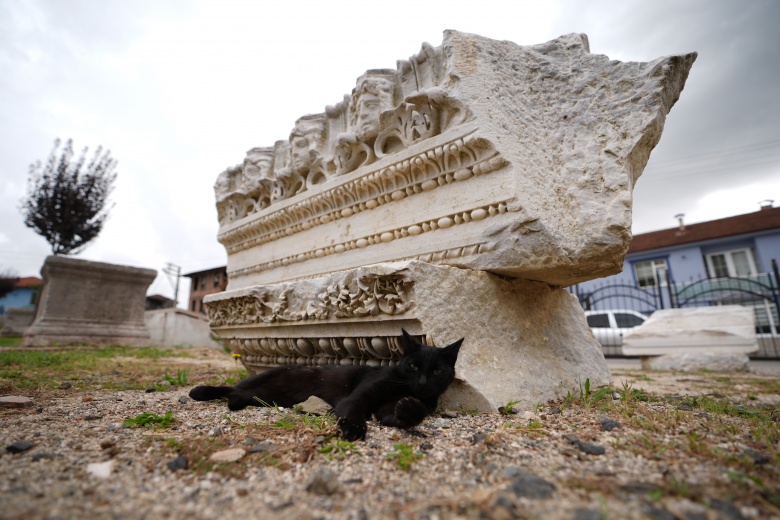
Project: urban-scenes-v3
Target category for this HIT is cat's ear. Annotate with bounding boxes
[440,338,463,366]
[400,329,421,355]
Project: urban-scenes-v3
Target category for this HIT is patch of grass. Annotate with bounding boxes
[319,438,361,460]
[123,411,175,428]
[163,368,190,386]
[387,443,422,471]
[499,400,521,415]
[458,405,479,416]
[0,335,23,347]
[0,345,219,392]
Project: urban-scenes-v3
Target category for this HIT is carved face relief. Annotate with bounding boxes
[290,132,313,173]
[355,92,386,141]
[242,152,273,192]
[351,75,395,143]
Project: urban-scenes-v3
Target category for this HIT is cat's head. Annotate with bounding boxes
[397,329,463,398]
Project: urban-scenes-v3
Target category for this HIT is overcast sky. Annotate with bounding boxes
[1,0,778,302]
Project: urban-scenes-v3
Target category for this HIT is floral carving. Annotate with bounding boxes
[206,274,414,327]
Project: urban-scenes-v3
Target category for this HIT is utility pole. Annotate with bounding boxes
[163,262,181,307]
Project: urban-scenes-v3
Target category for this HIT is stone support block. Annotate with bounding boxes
[205,261,611,411]
[622,306,758,356]
[23,256,157,347]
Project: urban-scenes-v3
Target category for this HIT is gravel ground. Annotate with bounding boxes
[2,351,779,520]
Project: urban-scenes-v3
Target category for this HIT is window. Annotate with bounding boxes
[586,314,610,328]
[200,277,206,289]
[706,249,757,278]
[191,276,198,290]
[633,259,668,288]
[213,272,221,287]
[614,312,645,328]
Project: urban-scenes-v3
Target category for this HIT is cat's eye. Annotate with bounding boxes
[433,369,442,375]
[410,364,418,372]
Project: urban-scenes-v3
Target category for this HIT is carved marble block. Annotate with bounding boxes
[207,31,696,409]
[206,261,610,410]
[23,256,157,347]
[215,31,696,288]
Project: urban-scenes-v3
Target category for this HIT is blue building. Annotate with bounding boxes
[575,203,780,315]
[0,277,42,316]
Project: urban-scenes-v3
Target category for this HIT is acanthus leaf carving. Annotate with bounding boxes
[206,273,414,328]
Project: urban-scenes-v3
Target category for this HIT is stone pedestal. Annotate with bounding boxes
[206,261,610,411]
[2,307,36,335]
[145,308,224,349]
[23,256,157,347]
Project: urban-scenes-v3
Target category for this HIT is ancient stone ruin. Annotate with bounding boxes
[23,256,156,347]
[206,31,696,410]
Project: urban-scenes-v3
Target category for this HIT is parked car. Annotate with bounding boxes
[584,309,648,355]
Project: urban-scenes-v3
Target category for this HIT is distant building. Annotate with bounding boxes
[184,266,228,314]
[0,277,42,316]
[575,203,780,314]
[145,294,175,311]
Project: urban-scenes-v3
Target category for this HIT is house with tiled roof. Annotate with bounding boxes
[0,277,42,316]
[573,203,780,358]
[578,202,780,292]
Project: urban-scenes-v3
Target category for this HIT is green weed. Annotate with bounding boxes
[163,368,190,386]
[387,443,422,471]
[319,438,361,459]
[124,411,175,428]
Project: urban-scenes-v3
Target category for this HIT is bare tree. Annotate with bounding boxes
[21,138,117,255]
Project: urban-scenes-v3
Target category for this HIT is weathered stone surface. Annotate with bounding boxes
[2,307,36,335]
[214,31,695,288]
[86,460,115,478]
[641,353,751,372]
[622,306,758,356]
[145,308,223,349]
[296,396,333,416]
[209,448,246,463]
[22,256,156,347]
[206,261,611,411]
[0,396,33,408]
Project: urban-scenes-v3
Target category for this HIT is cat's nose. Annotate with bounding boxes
[418,375,427,385]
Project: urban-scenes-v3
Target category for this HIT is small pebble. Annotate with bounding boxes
[145,387,156,393]
[599,416,621,431]
[744,449,769,464]
[249,441,278,453]
[167,455,188,471]
[59,382,72,390]
[6,441,34,454]
[209,448,245,463]
[306,469,340,496]
[178,396,188,404]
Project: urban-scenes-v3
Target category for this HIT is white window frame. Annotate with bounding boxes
[705,248,758,278]
[633,258,669,288]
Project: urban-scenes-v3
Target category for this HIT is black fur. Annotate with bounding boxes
[189,329,463,440]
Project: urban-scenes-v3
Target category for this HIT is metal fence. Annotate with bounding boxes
[569,259,780,359]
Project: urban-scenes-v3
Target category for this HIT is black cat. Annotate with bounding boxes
[189,330,463,441]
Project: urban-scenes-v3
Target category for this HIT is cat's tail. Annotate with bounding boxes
[189,385,255,411]
[189,385,232,402]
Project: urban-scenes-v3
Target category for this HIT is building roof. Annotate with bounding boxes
[628,206,780,254]
[183,266,227,279]
[15,277,42,288]
[146,294,174,303]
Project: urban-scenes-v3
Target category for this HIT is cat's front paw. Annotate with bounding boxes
[337,417,367,441]
[394,397,428,428]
